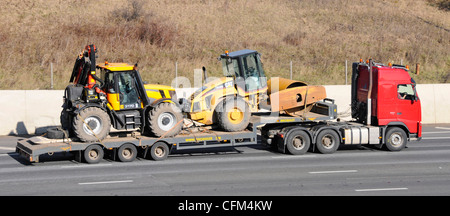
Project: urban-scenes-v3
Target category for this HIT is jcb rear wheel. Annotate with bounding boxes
[216,97,250,132]
[72,107,111,142]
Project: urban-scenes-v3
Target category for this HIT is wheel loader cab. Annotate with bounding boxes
[220,49,268,92]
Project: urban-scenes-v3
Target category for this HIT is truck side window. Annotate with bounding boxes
[397,84,415,100]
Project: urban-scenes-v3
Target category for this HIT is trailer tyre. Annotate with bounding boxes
[385,127,407,151]
[315,129,340,154]
[285,130,310,155]
[117,143,137,162]
[83,145,104,164]
[150,142,169,161]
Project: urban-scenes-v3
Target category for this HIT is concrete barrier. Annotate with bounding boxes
[0,84,448,135]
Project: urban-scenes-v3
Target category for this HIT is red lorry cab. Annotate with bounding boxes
[352,62,422,138]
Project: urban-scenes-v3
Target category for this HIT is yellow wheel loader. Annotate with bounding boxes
[185,49,327,131]
[60,45,183,142]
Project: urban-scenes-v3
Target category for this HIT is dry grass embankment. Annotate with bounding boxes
[0,0,449,90]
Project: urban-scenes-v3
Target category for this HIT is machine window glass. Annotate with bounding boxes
[222,58,239,77]
[105,72,116,93]
[397,84,415,100]
[242,55,261,91]
[118,72,139,107]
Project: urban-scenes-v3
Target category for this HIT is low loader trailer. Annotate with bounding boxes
[16,59,422,163]
[16,99,336,163]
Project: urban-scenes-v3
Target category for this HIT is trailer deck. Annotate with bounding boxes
[16,99,338,163]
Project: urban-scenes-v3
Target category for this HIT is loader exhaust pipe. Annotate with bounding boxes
[202,66,208,83]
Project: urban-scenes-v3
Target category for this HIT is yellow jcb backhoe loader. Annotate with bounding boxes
[59,45,183,142]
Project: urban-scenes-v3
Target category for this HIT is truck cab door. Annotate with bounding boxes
[395,83,421,133]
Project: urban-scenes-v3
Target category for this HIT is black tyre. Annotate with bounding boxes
[47,127,69,139]
[117,143,137,162]
[60,109,72,130]
[315,129,340,154]
[150,142,169,161]
[72,107,111,142]
[215,97,250,132]
[83,145,104,164]
[385,127,407,151]
[147,102,183,137]
[285,130,311,155]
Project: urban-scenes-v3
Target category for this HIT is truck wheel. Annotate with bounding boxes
[315,129,340,154]
[150,142,169,161]
[385,127,407,151]
[83,144,104,164]
[148,102,183,137]
[285,130,310,155]
[117,143,137,162]
[72,107,111,142]
[216,97,250,132]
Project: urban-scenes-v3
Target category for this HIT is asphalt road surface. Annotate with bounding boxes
[1,124,450,196]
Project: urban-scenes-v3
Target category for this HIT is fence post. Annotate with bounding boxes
[345,60,348,85]
[290,60,292,79]
[175,61,178,88]
[51,62,53,89]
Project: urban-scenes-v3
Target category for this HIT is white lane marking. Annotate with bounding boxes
[61,164,112,169]
[271,155,317,159]
[421,137,450,140]
[422,131,450,134]
[0,147,16,151]
[0,153,18,157]
[309,170,358,174]
[78,180,133,185]
[355,187,408,192]
[435,127,450,130]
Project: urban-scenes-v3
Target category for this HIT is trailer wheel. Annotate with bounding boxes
[117,143,137,162]
[315,129,340,154]
[385,127,407,151]
[150,142,169,161]
[83,145,104,164]
[285,130,310,155]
